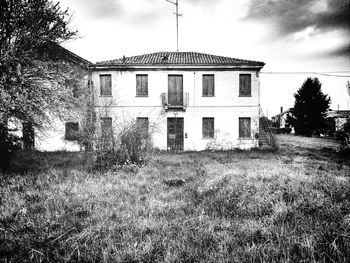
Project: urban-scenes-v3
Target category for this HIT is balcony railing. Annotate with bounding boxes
[161,92,189,111]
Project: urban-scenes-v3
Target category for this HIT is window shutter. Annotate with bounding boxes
[203,118,214,138]
[100,117,113,149]
[136,75,142,95]
[142,75,148,95]
[136,75,148,96]
[239,118,251,138]
[203,76,208,96]
[136,117,149,134]
[203,75,214,96]
[239,74,251,96]
[100,75,112,96]
[208,75,214,96]
[101,117,113,138]
[168,75,183,105]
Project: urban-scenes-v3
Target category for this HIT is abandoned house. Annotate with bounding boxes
[89,52,266,151]
[14,50,270,151]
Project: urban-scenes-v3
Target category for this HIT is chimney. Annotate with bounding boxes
[280,106,283,114]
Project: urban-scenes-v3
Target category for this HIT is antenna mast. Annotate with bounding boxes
[166,0,182,52]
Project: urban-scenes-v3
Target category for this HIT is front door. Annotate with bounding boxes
[167,117,184,150]
[168,75,183,106]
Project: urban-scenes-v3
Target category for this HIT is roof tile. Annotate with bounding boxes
[96,51,264,67]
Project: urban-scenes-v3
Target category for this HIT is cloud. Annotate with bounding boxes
[187,0,221,4]
[245,0,350,56]
[73,0,124,19]
[246,0,349,34]
[327,42,350,57]
[127,10,162,25]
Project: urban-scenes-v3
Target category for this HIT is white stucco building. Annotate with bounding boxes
[89,52,265,151]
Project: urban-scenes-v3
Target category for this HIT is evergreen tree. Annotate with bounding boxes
[287,77,331,136]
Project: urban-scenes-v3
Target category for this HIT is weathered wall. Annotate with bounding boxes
[92,69,260,150]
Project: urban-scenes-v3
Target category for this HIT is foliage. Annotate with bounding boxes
[75,84,97,152]
[0,0,78,123]
[94,120,154,169]
[286,77,331,136]
[0,0,82,168]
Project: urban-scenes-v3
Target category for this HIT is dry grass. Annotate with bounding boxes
[0,135,349,262]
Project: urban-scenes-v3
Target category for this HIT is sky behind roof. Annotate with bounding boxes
[57,0,350,116]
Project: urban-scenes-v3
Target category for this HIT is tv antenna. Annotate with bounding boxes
[166,0,182,52]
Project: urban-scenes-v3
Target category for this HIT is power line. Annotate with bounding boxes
[261,71,350,77]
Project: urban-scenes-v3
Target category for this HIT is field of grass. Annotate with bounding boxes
[1,135,349,262]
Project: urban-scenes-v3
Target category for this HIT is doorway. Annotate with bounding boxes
[167,117,184,150]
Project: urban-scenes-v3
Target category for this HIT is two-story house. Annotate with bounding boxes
[90,52,265,151]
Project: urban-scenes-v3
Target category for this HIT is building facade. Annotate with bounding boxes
[9,43,91,151]
[90,52,265,151]
[271,107,292,128]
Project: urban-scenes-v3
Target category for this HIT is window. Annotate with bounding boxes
[168,75,183,106]
[136,117,149,134]
[202,118,214,139]
[65,122,79,140]
[136,74,148,96]
[22,122,34,149]
[100,74,112,96]
[239,118,251,138]
[202,74,214,96]
[239,74,251,96]
[101,117,113,138]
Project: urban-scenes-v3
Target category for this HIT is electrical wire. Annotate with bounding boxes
[261,71,350,77]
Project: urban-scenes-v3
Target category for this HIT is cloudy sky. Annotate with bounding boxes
[57,0,350,116]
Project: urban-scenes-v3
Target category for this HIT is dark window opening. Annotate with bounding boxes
[65,122,79,140]
[202,74,215,96]
[23,122,34,150]
[100,74,112,96]
[100,117,113,149]
[136,117,149,133]
[202,118,214,138]
[239,117,251,138]
[239,74,251,96]
[136,74,148,96]
[101,117,113,137]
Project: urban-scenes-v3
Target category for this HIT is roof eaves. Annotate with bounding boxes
[89,63,265,70]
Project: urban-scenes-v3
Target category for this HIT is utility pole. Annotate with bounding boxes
[166,0,182,52]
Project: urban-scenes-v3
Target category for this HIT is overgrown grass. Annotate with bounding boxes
[1,135,349,262]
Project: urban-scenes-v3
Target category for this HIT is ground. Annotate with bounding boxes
[0,135,349,262]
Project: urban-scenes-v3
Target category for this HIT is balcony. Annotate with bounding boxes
[161,92,189,111]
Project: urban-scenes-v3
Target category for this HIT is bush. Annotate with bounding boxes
[94,121,153,170]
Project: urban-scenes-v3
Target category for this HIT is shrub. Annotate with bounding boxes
[94,120,154,170]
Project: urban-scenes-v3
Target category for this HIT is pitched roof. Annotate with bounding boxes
[95,52,265,67]
[40,42,91,66]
